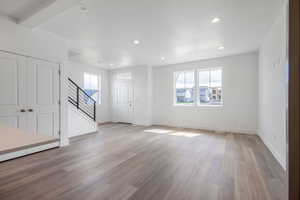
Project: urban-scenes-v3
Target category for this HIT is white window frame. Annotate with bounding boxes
[197,67,223,107]
[84,72,102,104]
[173,67,223,107]
[173,70,196,106]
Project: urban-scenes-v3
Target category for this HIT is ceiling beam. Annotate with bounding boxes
[18,0,81,28]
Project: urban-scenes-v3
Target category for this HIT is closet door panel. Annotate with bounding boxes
[37,65,54,105]
[26,58,60,137]
[0,52,27,131]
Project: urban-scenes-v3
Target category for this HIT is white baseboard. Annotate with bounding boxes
[0,142,59,162]
[152,123,257,135]
[258,134,286,170]
[69,131,98,139]
[97,121,113,126]
[133,122,153,127]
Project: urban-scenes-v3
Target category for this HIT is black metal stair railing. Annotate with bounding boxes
[68,78,96,121]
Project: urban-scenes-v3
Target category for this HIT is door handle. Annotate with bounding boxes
[20,109,26,113]
[28,109,34,112]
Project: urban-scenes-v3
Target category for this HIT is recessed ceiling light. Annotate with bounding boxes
[218,46,225,50]
[212,17,220,23]
[109,64,114,66]
[133,40,140,44]
[161,57,165,61]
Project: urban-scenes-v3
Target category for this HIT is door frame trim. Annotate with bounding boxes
[112,72,134,124]
[289,0,300,199]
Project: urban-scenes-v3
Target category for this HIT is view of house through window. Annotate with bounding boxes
[174,68,222,106]
[84,73,101,104]
[174,71,195,105]
[198,68,222,105]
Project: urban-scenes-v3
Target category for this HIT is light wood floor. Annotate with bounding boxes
[0,124,58,154]
[0,123,287,200]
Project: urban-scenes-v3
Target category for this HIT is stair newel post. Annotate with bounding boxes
[76,87,79,109]
[93,101,96,121]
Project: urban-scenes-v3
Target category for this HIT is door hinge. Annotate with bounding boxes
[58,100,61,105]
[58,70,61,75]
[58,131,61,135]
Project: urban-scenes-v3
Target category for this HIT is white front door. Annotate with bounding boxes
[0,52,27,130]
[26,58,60,138]
[113,73,133,123]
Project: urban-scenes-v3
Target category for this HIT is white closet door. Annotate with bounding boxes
[26,58,60,138]
[0,52,27,131]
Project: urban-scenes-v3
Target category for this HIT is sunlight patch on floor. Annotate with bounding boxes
[144,129,174,134]
[144,129,202,138]
[170,131,201,138]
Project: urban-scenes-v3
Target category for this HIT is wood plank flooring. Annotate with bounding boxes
[0,123,287,200]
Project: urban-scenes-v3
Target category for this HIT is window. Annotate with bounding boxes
[173,68,222,106]
[174,71,195,105]
[198,68,222,106]
[84,73,101,104]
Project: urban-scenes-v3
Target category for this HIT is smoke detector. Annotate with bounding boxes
[79,1,88,12]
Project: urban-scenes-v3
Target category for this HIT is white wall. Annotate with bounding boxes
[0,16,70,146]
[110,66,153,126]
[0,17,68,62]
[258,4,288,169]
[152,52,259,134]
[68,104,97,137]
[66,62,111,124]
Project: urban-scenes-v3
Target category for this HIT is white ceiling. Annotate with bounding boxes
[0,0,55,21]
[0,0,284,68]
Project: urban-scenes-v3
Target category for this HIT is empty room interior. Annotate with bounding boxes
[0,0,292,199]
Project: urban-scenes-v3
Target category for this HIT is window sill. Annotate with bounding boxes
[197,104,223,108]
[173,104,195,107]
[172,104,224,108]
